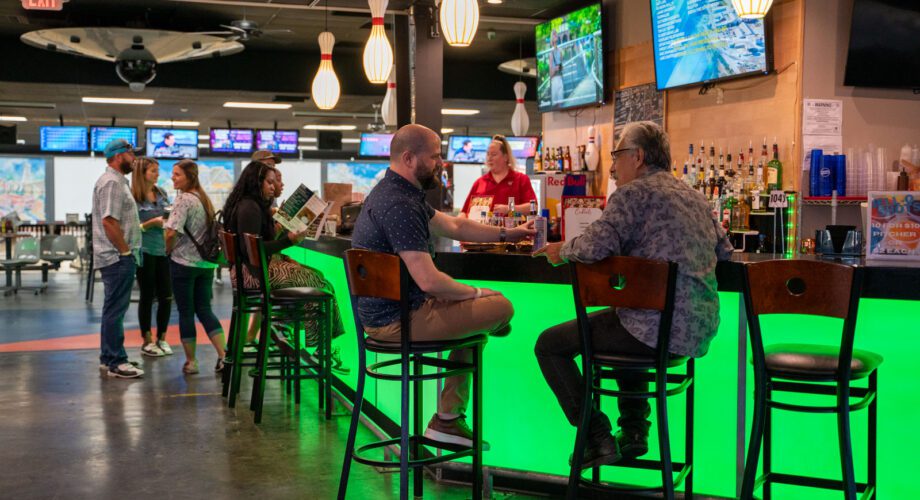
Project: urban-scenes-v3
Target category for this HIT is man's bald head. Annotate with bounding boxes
[390,124,439,166]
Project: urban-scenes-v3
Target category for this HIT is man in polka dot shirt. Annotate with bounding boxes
[352,124,534,449]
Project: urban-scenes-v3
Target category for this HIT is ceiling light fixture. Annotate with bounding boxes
[363,0,394,84]
[198,134,209,140]
[312,2,341,111]
[0,116,28,122]
[144,120,200,127]
[298,137,318,143]
[730,0,773,19]
[341,138,361,144]
[223,102,292,110]
[304,124,357,131]
[0,101,56,110]
[442,108,480,115]
[441,128,455,134]
[298,145,318,151]
[440,0,480,47]
[82,97,154,105]
[487,0,503,4]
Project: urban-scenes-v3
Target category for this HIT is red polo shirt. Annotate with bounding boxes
[461,169,537,215]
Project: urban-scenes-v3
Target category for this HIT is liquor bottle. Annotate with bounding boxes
[672,161,679,178]
[578,145,587,171]
[766,138,783,192]
[534,147,543,172]
[697,140,706,190]
[682,161,692,187]
[557,147,564,171]
[760,137,769,190]
[564,146,572,172]
[718,151,727,194]
[528,200,538,220]
[738,191,751,230]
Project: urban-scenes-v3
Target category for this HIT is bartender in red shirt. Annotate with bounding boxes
[460,134,537,218]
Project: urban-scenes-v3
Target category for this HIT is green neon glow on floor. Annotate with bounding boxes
[286,247,917,498]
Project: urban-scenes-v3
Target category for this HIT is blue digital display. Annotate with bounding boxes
[358,133,394,158]
[90,127,138,152]
[40,126,88,152]
[210,128,253,153]
[447,135,491,164]
[145,128,199,160]
[650,0,770,90]
[256,130,298,154]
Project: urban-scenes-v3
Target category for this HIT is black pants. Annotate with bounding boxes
[535,310,654,443]
[136,253,172,341]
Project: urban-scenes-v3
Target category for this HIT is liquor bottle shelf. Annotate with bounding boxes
[802,196,867,206]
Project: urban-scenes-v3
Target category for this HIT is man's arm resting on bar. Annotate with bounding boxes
[399,250,501,301]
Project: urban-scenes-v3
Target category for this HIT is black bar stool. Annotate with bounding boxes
[741,260,880,500]
[337,249,486,500]
[240,233,335,423]
[567,256,693,500]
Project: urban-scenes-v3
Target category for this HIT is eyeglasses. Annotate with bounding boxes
[611,147,635,161]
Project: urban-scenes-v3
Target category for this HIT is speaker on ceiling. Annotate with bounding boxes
[0,125,16,145]
[317,131,342,150]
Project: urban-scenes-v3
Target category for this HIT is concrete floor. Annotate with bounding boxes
[0,272,542,499]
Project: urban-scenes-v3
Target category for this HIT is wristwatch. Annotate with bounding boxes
[499,227,507,243]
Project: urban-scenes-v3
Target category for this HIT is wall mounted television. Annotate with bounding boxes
[649,0,773,90]
[145,128,199,160]
[90,127,137,152]
[358,133,394,159]
[844,0,920,89]
[209,128,254,154]
[506,136,540,160]
[447,135,491,164]
[535,2,606,112]
[256,129,299,154]
[40,126,88,153]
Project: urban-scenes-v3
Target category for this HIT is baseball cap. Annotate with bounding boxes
[252,150,282,164]
[104,139,142,159]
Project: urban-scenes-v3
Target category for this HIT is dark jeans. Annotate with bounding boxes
[100,255,136,369]
[169,261,222,342]
[535,310,654,443]
[136,253,172,341]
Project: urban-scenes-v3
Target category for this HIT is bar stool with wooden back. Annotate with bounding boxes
[241,232,336,423]
[337,248,487,500]
[741,260,880,500]
[567,256,693,500]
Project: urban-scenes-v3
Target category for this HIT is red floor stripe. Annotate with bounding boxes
[0,319,233,353]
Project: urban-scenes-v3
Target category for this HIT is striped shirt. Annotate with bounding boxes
[92,166,141,268]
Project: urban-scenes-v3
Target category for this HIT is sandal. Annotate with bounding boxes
[182,359,200,375]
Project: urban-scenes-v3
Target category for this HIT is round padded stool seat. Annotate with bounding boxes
[764,343,883,380]
[593,352,690,368]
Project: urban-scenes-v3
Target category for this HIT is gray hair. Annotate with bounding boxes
[619,121,670,171]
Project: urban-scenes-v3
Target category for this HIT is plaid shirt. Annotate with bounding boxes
[561,169,734,358]
[92,166,141,269]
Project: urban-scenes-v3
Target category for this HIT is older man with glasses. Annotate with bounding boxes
[535,121,734,468]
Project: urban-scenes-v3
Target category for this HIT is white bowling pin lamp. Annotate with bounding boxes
[363,0,393,84]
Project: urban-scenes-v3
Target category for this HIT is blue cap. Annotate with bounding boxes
[104,139,140,159]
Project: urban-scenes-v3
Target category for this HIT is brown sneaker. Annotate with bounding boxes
[423,415,491,451]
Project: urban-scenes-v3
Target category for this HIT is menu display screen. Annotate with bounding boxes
[90,127,137,152]
[40,126,88,152]
[535,3,605,112]
[145,128,199,159]
[447,135,491,164]
[507,136,540,160]
[650,0,771,90]
[210,128,253,153]
[358,133,394,158]
[256,130,298,154]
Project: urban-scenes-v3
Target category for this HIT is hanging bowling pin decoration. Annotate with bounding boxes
[585,125,600,172]
[511,81,529,136]
[381,65,397,127]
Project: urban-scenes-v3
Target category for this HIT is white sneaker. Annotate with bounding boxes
[141,343,165,357]
[99,360,140,371]
[107,363,144,378]
[156,340,174,355]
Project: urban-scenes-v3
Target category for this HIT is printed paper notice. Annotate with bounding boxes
[803,99,843,136]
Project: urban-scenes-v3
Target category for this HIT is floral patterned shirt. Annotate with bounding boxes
[561,168,734,357]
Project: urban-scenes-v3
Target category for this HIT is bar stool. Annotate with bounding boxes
[337,249,486,500]
[741,260,880,500]
[567,256,693,500]
[240,232,335,423]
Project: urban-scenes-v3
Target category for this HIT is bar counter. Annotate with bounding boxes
[283,236,920,499]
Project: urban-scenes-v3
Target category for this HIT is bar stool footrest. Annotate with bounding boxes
[353,435,475,469]
[578,462,691,493]
[763,472,873,495]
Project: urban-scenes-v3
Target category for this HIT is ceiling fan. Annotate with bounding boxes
[20,27,245,92]
[194,19,294,43]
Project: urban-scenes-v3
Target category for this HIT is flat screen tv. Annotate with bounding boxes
[40,126,88,152]
[844,0,920,89]
[209,128,253,153]
[447,135,491,164]
[506,136,540,160]
[649,0,772,90]
[256,129,298,154]
[90,127,137,152]
[358,133,394,158]
[535,2,606,112]
[145,128,198,160]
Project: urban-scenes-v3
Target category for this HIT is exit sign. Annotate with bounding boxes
[21,0,68,11]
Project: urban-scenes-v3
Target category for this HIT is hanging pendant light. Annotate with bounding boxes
[439,0,479,47]
[312,32,341,110]
[363,0,394,84]
[730,0,774,19]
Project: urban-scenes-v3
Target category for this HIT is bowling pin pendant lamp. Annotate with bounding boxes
[511,81,529,136]
[363,0,393,84]
[381,65,397,127]
[440,0,480,47]
[312,32,341,110]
